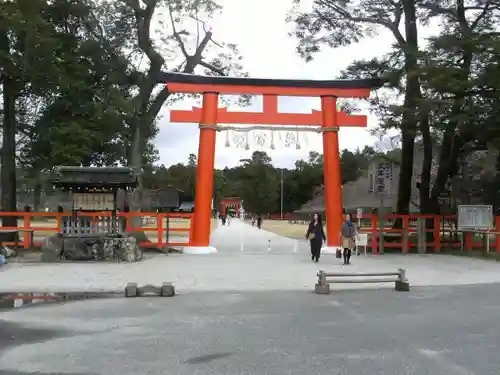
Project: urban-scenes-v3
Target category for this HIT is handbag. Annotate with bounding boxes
[335,249,342,258]
[307,232,316,240]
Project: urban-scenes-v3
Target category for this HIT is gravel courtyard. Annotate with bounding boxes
[1,220,500,374]
[1,284,499,375]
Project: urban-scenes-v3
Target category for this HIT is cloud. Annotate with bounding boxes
[154,0,396,168]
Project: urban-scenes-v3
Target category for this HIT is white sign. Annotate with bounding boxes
[356,208,363,218]
[73,193,114,211]
[457,205,493,230]
[356,233,368,246]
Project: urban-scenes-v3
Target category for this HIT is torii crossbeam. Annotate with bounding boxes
[160,72,383,254]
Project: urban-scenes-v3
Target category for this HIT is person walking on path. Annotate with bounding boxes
[341,213,358,265]
[256,213,263,229]
[305,213,326,262]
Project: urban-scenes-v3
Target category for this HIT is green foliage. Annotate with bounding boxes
[142,149,381,215]
[289,0,500,213]
[1,0,245,210]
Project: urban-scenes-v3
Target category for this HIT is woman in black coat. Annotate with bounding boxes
[305,213,326,262]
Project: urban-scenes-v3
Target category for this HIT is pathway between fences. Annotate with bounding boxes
[211,219,303,254]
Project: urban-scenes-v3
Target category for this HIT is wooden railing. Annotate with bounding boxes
[0,212,193,249]
[269,213,500,254]
[3,211,499,253]
[351,213,500,254]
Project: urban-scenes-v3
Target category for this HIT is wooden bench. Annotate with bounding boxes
[314,268,410,294]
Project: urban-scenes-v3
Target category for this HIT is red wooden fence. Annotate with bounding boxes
[267,213,500,253]
[2,211,499,253]
[0,211,193,248]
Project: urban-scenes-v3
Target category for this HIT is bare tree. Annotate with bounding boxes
[119,0,246,177]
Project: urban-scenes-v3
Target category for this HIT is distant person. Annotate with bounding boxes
[219,213,226,226]
[251,216,256,226]
[256,214,263,229]
[341,213,358,265]
[305,213,326,262]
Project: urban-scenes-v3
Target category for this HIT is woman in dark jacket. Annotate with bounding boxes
[305,213,326,262]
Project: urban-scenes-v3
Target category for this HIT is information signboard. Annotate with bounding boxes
[375,161,393,195]
[73,193,114,211]
[457,205,493,230]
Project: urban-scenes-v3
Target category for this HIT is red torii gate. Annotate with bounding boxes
[220,197,242,217]
[162,73,383,254]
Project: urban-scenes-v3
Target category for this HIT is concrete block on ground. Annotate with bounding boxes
[314,283,330,294]
[125,283,138,297]
[161,283,175,297]
[395,280,410,292]
[41,252,59,262]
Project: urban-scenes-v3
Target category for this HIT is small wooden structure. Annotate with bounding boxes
[51,166,138,235]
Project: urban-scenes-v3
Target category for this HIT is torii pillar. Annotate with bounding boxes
[321,96,344,253]
[164,73,383,254]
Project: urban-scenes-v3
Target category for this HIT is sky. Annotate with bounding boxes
[153,0,398,169]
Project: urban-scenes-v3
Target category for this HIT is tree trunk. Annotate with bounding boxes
[128,117,142,177]
[34,180,42,211]
[395,0,419,221]
[418,112,433,213]
[428,129,466,212]
[1,77,18,227]
[427,1,473,212]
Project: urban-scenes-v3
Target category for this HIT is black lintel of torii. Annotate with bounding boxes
[155,72,385,90]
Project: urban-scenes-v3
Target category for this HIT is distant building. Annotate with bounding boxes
[294,145,439,215]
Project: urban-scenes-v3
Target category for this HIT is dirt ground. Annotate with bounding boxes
[261,220,308,238]
[260,220,398,239]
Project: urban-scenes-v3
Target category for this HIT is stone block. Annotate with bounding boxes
[125,283,138,297]
[161,283,175,297]
[314,283,330,294]
[41,252,59,262]
[395,280,410,292]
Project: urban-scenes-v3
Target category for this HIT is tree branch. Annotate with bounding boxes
[168,2,190,58]
[184,30,212,71]
[316,0,406,45]
[146,86,171,121]
[199,60,226,75]
[124,0,164,71]
[419,2,457,18]
[471,0,495,29]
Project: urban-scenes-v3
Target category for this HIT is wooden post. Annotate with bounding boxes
[321,96,343,249]
[190,92,218,249]
[157,213,164,247]
[371,214,378,254]
[433,215,441,251]
[495,216,500,253]
[402,216,409,253]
